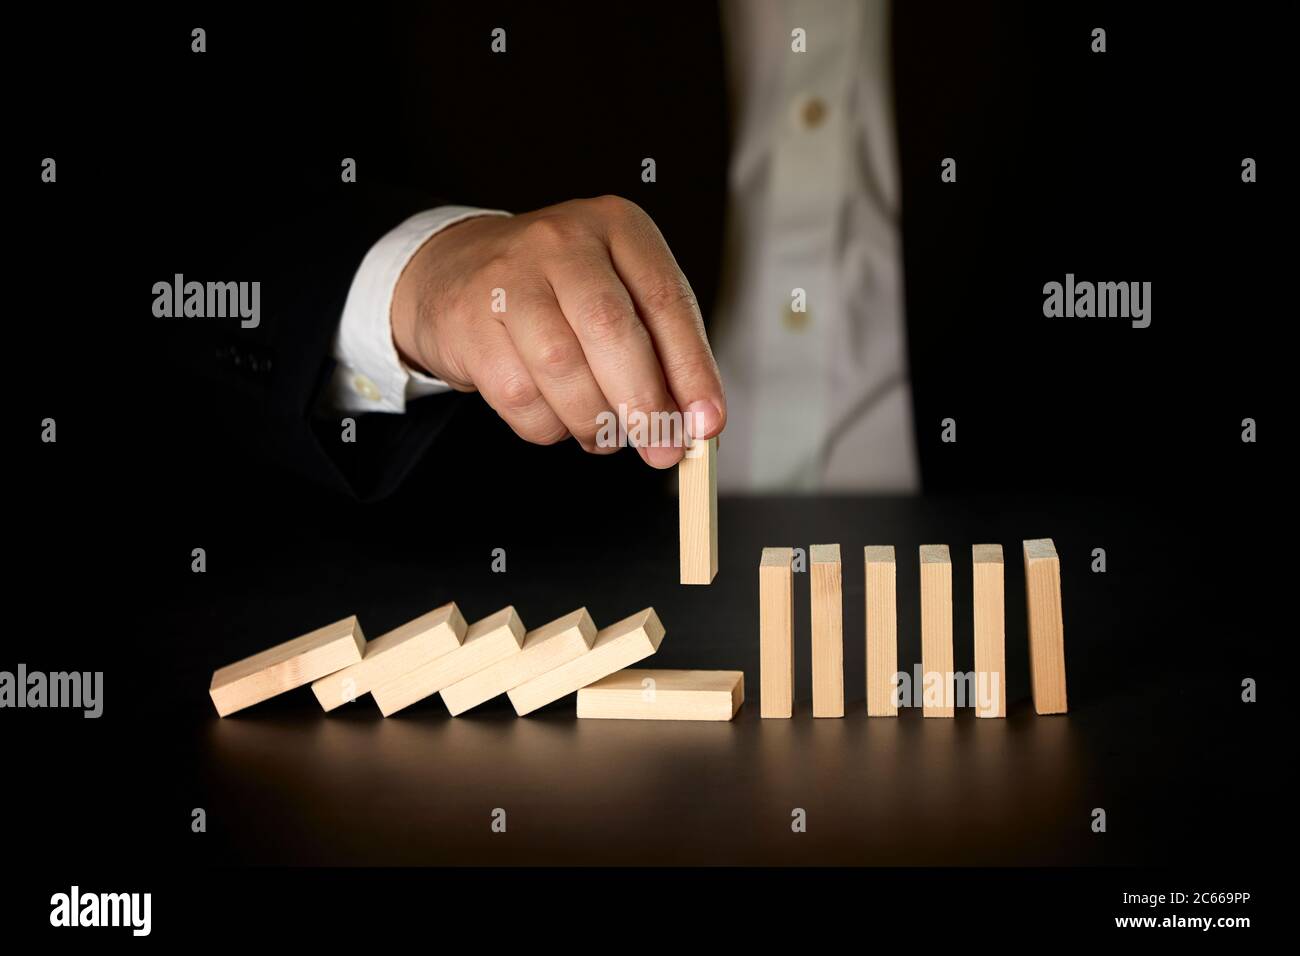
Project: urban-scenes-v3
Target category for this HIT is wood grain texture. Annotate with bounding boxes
[972,545,1006,718]
[577,669,743,721]
[371,607,525,717]
[311,602,466,711]
[507,608,665,716]
[679,436,718,584]
[209,615,365,717]
[919,545,954,717]
[759,547,794,718]
[1023,538,1068,714]
[440,608,596,716]
[810,544,844,717]
[865,545,898,717]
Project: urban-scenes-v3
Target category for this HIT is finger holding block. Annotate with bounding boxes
[508,609,665,716]
[577,669,743,721]
[679,436,718,584]
[371,607,525,717]
[865,546,898,717]
[440,608,596,716]
[759,547,794,718]
[209,615,366,718]
[972,545,1006,718]
[1023,538,1068,714]
[919,545,954,717]
[810,544,844,718]
[311,602,466,712]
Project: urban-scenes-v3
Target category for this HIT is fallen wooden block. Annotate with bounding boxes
[371,607,525,717]
[577,669,743,721]
[679,436,718,584]
[311,603,466,712]
[864,546,898,717]
[209,615,366,718]
[810,544,844,717]
[440,608,597,716]
[507,608,665,716]
[972,545,1006,718]
[1023,538,1068,714]
[920,544,954,717]
[759,547,794,718]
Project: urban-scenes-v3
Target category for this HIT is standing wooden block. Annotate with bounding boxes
[864,546,898,717]
[507,609,665,716]
[759,547,794,718]
[440,608,597,716]
[919,545,954,718]
[371,607,525,717]
[1023,538,1068,714]
[810,544,844,718]
[311,603,466,712]
[679,436,718,584]
[577,669,743,721]
[209,615,365,717]
[972,545,1006,718]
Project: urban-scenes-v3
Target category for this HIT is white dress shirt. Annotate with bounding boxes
[330,0,917,492]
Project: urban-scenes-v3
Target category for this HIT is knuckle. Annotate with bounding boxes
[577,296,633,344]
[535,336,583,377]
[588,194,641,221]
[640,275,699,318]
[495,369,542,412]
[520,214,580,248]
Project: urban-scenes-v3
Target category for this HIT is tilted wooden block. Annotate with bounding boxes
[209,615,365,717]
[1023,538,1068,714]
[865,546,898,717]
[810,544,844,718]
[311,602,466,712]
[759,547,794,718]
[371,607,525,717]
[972,545,1006,718]
[679,436,718,584]
[577,669,743,721]
[920,545,954,717]
[507,609,665,716]
[440,608,597,716]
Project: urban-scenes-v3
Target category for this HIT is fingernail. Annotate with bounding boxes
[645,443,684,469]
[686,400,722,440]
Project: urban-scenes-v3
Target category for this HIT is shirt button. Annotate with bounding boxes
[797,96,828,130]
[784,303,811,331]
[352,374,382,402]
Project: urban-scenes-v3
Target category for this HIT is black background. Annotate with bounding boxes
[6,0,1285,939]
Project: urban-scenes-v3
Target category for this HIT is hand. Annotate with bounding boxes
[390,196,726,468]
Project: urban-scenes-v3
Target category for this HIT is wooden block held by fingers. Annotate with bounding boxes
[972,545,1006,718]
[371,607,525,717]
[810,544,844,717]
[679,436,718,584]
[920,545,954,717]
[865,546,898,717]
[577,669,743,721]
[508,609,665,716]
[759,547,794,718]
[441,608,597,716]
[311,603,466,712]
[1023,538,1068,714]
[210,615,366,717]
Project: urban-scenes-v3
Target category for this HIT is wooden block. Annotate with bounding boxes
[371,607,525,717]
[810,544,844,718]
[1023,538,1068,714]
[919,545,954,717]
[440,608,597,716]
[507,609,665,716]
[864,546,898,717]
[679,436,718,584]
[972,545,1006,718]
[209,616,365,717]
[311,603,466,712]
[577,669,743,721]
[759,547,794,718]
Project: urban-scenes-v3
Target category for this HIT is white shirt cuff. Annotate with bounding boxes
[330,206,511,413]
